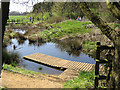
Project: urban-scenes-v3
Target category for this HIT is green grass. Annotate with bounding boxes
[8,15,42,25]
[82,40,97,51]
[9,15,26,20]
[64,70,95,88]
[3,64,41,76]
[39,20,92,40]
[0,86,8,90]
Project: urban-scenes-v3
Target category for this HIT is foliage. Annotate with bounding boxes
[38,67,42,70]
[113,23,120,29]
[82,40,97,51]
[31,2,118,23]
[32,2,84,20]
[0,86,8,90]
[2,49,20,66]
[64,70,95,88]
[46,16,67,24]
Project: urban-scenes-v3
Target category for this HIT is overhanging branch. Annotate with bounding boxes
[79,2,118,43]
[107,1,120,20]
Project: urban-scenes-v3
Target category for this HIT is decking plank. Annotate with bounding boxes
[23,53,94,71]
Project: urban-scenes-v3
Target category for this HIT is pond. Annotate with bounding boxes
[13,29,27,34]
[6,37,95,75]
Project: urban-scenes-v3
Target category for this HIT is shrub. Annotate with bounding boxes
[2,48,20,66]
[38,67,42,70]
[46,16,68,24]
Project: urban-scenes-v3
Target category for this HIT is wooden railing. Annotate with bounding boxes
[7,18,40,24]
[95,42,115,88]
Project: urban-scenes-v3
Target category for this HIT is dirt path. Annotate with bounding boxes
[1,70,63,88]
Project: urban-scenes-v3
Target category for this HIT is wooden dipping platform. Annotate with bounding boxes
[23,53,94,72]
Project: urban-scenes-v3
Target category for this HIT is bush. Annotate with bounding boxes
[2,48,20,66]
[46,16,68,24]
[38,67,42,70]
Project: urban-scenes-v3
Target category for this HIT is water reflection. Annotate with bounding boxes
[17,38,26,45]
[28,39,46,47]
[13,29,27,34]
[54,37,83,56]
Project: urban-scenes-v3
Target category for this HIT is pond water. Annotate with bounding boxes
[13,29,27,34]
[6,32,95,75]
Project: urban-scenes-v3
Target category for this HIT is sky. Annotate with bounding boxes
[9,0,43,13]
[7,0,120,13]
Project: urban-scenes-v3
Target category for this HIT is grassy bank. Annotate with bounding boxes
[64,70,95,88]
[3,64,41,77]
[6,20,93,42]
[35,20,92,41]
[9,15,26,20]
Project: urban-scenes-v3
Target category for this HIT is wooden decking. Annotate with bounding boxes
[23,53,94,72]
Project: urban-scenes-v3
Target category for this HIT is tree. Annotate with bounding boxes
[1,1,9,76]
[79,2,120,88]
[33,2,53,21]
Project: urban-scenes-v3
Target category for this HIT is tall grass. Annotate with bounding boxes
[2,49,20,66]
[64,70,95,88]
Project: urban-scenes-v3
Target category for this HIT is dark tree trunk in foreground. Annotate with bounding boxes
[1,2,9,77]
[2,2,9,42]
[79,2,120,88]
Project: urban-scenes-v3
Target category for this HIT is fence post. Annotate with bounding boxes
[95,42,101,88]
[12,19,13,24]
[17,19,18,24]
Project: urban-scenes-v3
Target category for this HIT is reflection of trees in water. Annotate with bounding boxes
[28,39,46,47]
[54,38,83,56]
[17,38,26,45]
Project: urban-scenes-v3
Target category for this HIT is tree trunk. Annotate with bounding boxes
[107,46,120,88]
[2,2,9,41]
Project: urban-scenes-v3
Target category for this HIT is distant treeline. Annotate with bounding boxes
[9,11,29,15]
[31,2,118,23]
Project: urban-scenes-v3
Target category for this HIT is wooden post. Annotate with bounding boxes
[95,42,101,88]
[12,19,13,23]
[17,19,18,24]
[95,77,98,88]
